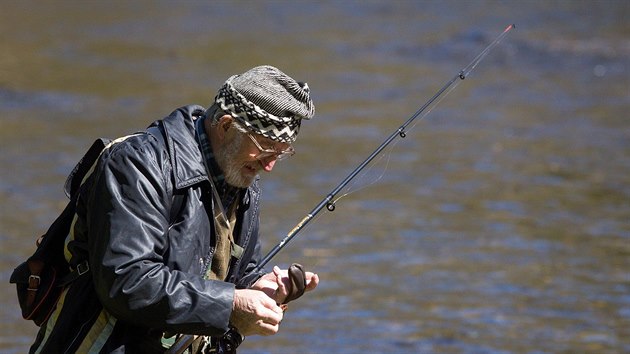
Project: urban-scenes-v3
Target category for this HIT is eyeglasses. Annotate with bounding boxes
[246,133,295,161]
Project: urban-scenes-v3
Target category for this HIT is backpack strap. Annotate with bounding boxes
[64,138,112,199]
[56,138,112,287]
[63,126,184,285]
[58,259,90,287]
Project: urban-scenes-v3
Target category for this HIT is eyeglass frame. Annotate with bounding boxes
[246,132,295,161]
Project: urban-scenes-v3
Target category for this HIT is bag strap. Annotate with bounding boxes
[61,125,183,286]
[26,138,112,290]
[64,138,112,199]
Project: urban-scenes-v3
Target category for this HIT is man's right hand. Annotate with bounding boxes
[229,289,284,336]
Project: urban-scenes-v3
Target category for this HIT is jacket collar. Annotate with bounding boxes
[159,104,209,190]
[157,104,261,200]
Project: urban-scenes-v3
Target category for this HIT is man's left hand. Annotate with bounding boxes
[252,265,319,304]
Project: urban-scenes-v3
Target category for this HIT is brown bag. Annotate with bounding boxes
[9,138,109,326]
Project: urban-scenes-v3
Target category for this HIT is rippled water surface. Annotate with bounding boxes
[1,1,628,353]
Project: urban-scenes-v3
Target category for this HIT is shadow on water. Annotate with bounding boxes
[1,1,629,353]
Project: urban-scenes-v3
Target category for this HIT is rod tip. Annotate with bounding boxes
[502,24,516,33]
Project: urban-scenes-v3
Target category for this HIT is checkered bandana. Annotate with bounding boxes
[214,65,315,143]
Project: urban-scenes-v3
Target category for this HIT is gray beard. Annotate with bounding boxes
[214,133,256,188]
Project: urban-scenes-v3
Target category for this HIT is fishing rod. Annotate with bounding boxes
[167,24,515,354]
[256,24,515,271]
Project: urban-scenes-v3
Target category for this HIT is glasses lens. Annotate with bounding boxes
[255,149,294,161]
[275,151,294,161]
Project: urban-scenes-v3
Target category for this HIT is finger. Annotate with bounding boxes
[271,266,290,302]
[276,271,288,297]
[256,320,280,336]
[305,272,319,291]
[274,266,284,285]
[260,296,284,316]
[258,305,284,325]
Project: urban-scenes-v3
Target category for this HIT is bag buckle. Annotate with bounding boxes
[28,275,41,291]
[76,261,90,276]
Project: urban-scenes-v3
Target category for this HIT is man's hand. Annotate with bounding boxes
[230,289,284,336]
[252,265,319,304]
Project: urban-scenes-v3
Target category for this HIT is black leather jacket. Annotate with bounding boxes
[32,105,265,352]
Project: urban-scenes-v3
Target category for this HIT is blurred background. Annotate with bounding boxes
[1,1,628,353]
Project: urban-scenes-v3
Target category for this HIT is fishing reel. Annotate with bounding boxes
[213,328,243,354]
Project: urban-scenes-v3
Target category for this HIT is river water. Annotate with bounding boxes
[1,1,628,353]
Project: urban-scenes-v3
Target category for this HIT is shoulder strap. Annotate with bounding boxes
[23,137,112,288]
[63,138,112,199]
[61,128,183,287]
[61,127,183,286]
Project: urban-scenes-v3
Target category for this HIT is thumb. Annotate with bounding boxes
[273,266,288,301]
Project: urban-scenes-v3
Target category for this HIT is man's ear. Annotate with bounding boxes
[216,115,233,139]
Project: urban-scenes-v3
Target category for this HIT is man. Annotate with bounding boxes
[30,65,319,353]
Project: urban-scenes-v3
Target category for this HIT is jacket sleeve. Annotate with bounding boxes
[85,134,233,336]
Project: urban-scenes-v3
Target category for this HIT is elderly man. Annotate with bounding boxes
[30,66,319,353]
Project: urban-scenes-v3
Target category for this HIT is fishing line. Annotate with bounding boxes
[287,149,394,242]
[327,25,516,206]
[329,143,393,206]
[330,73,467,206]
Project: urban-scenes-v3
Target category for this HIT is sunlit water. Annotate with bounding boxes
[1,1,628,353]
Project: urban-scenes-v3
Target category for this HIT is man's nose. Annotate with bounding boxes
[261,157,277,172]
